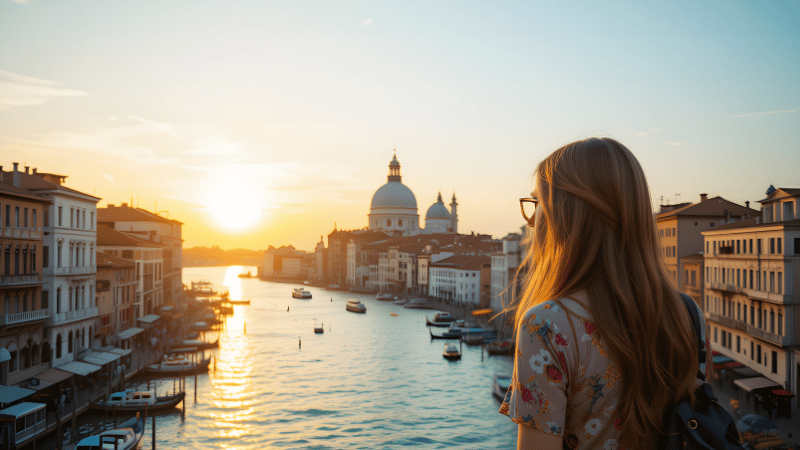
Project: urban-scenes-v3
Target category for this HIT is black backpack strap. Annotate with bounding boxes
[679,293,706,382]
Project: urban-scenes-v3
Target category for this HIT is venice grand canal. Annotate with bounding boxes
[45,266,516,449]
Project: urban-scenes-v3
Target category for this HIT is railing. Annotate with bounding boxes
[707,282,744,295]
[1,227,42,239]
[1,308,49,325]
[0,273,42,285]
[13,419,47,445]
[707,313,747,332]
[46,307,98,326]
[746,324,792,347]
[52,266,96,276]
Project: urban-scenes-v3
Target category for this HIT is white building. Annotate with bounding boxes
[17,166,100,367]
[702,186,800,400]
[429,254,490,307]
[491,232,523,313]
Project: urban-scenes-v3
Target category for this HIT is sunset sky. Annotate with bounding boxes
[1,0,797,251]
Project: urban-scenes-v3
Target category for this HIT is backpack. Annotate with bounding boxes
[659,294,744,450]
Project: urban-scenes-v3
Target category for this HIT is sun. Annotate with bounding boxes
[206,179,262,231]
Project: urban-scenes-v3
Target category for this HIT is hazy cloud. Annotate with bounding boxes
[362,18,373,26]
[727,109,799,118]
[102,173,115,182]
[0,70,87,111]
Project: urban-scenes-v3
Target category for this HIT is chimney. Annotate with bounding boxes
[121,203,128,207]
[700,193,708,202]
[745,201,750,208]
[24,166,29,174]
[12,162,20,188]
[32,168,37,175]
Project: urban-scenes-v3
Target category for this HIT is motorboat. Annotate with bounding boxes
[314,323,324,334]
[426,312,455,327]
[174,338,219,351]
[393,298,407,305]
[292,288,312,299]
[75,414,144,450]
[485,340,515,356]
[443,343,461,360]
[146,353,211,376]
[91,389,185,413]
[345,300,367,313]
[493,374,512,401]
[404,298,432,309]
[376,293,394,301]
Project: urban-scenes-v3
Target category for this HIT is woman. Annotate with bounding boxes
[500,137,709,449]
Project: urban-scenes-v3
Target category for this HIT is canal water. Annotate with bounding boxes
[50,265,517,449]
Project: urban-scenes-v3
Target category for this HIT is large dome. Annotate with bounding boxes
[371,182,418,209]
[426,196,450,219]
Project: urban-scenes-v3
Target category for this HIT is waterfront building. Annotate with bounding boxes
[702,187,800,401]
[5,164,101,368]
[0,177,50,386]
[657,193,757,287]
[96,223,164,320]
[95,252,137,346]
[679,253,705,312]
[97,203,183,308]
[429,254,491,308]
[260,245,309,280]
[490,232,523,312]
[326,228,389,286]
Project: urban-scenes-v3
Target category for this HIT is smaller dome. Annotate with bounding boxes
[426,193,451,219]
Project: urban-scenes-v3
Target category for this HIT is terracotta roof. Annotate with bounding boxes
[96,223,164,248]
[0,182,52,203]
[2,169,101,201]
[656,196,757,220]
[702,217,800,233]
[430,254,491,271]
[97,204,182,225]
[758,187,800,204]
[96,251,136,268]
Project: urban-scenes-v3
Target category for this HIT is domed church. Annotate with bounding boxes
[368,152,458,235]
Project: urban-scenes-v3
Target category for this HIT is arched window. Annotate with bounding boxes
[56,334,62,359]
[8,343,18,372]
[20,347,30,370]
[42,341,51,363]
[31,343,40,365]
[68,331,73,353]
[770,310,775,334]
[778,312,783,335]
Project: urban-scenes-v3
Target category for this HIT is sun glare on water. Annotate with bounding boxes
[207,180,263,231]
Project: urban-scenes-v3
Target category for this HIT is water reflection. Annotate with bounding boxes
[223,265,244,301]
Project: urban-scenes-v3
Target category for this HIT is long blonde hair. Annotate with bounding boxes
[515,137,698,446]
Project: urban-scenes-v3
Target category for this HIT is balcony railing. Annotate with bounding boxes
[707,282,745,295]
[52,266,96,276]
[0,308,49,326]
[746,324,792,347]
[0,273,42,285]
[707,313,747,332]
[46,307,98,326]
[1,227,42,239]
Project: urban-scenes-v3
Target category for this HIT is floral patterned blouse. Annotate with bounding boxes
[500,297,709,450]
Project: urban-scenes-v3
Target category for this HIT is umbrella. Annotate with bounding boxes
[737,414,779,435]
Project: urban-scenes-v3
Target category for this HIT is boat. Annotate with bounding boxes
[429,329,462,340]
[345,300,367,313]
[393,298,407,305]
[376,293,394,301]
[191,321,212,331]
[237,271,255,278]
[75,414,144,450]
[292,288,312,299]
[314,323,324,334]
[485,340,515,356]
[426,312,455,327]
[443,342,461,360]
[461,333,486,345]
[90,390,186,413]
[173,338,219,351]
[404,299,433,309]
[189,281,216,296]
[146,353,211,376]
[229,299,251,305]
[492,374,512,401]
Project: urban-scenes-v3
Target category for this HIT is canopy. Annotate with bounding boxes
[116,327,144,341]
[728,366,761,378]
[137,314,160,324]
[58,361,102,377]
[0,402,46,419]
[27,368,73,391]
[0,386,36,406]
[108,348,133,357]
[734,376,781,393]
[771,389,795,397]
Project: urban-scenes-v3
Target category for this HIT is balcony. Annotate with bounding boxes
[1,227,42,239]
[52,266,96,277]
[0,308,49,326]
[707,282,745,295]
[46,307,98,326]
[746,324,792,347]
[707,313,747,332]
[0,273,42,286]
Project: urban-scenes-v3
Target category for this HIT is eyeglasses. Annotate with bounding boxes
[519,197,538,226]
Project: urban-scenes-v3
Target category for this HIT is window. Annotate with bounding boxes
[749,270,753,289]
[43,246,48,268]
[32,209,37,228]
[749,239,753,254]
[770,271,774,293]
[736,336,740,353]
[771,351,778,374]
[56,334,62,358]
[756,344,761,364]
[713,326,718,343]
[778,312,782,335]
[796,238,800,254]
[41,291,48,310]
[58,206,62,227]
[777,237,782,254]
[757,239,762,254]
[14,206,20,227]
[23,208,28,227]
[770,310,775,333]
[777,272,782,294]
[4,204,9,226]
[70,208,74,228]
[736,240,740,254]
[770,238,775,254]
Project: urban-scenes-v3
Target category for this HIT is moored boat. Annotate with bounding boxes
[173,338,219,351]
[443,342,461,360]
[90,390,185,413]
[314,323,324,334]
[345,300,367,313]
[485,340,515,356]
[146,353,211,376]
[492,374,512,400]
[376,293,393,301]
[430,329,462,340]
[229,299,251,305]
[75,414,144,450]
[292,288,312,299]
[426,312,455,327]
